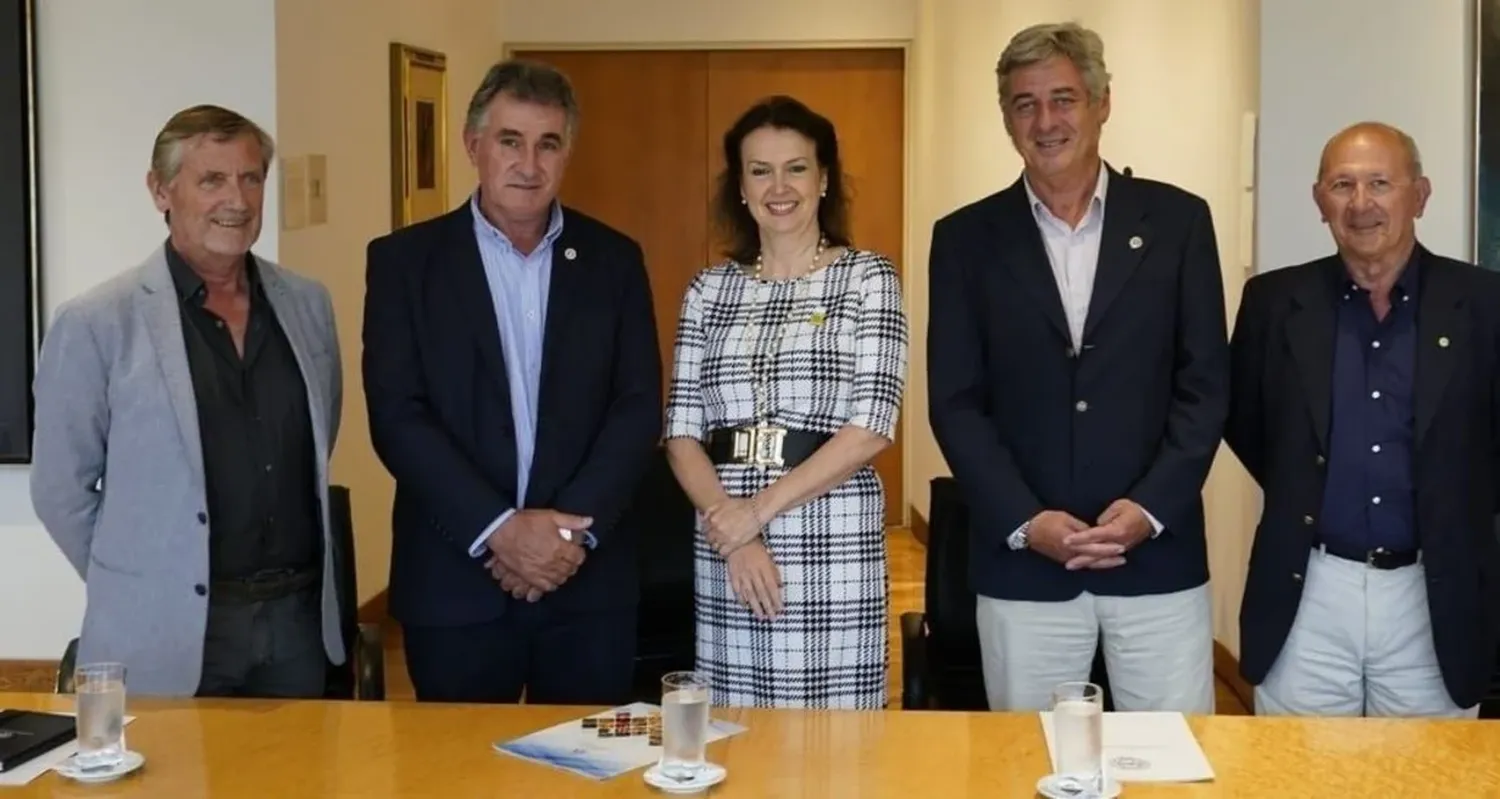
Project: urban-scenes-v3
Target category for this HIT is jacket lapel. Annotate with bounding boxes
[446,205,512,402]
[137,249,204,486]
[532,212,585,487]
[995,181,1071,345]
[1414,252,1465,450]
[1082,167,1149,341]
[1285,259,1338,451]
[258,263,329,465]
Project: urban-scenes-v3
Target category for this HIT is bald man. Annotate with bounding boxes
[1227,122,1500,717]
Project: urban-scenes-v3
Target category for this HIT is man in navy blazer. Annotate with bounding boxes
[1228,122,1500,717]
[362,59,662,704]
[927,22,1229,713]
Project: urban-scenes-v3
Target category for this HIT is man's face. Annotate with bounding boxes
[1313,129,1430,264]
[465,92,572,228]
[149,133,265,261]
[1002,55,1109,181]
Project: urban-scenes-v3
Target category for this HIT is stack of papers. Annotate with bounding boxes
[1038,711,1215,783]
[494,702,746,781]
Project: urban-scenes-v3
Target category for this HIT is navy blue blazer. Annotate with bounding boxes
[362,203,662,627]
[1227,247,1500,709]
[927,167,1230,603]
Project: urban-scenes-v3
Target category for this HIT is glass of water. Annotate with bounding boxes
[1051,681,1104,795]
[74,662,127,769]
[659,671,711,780]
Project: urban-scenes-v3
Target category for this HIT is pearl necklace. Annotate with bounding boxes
[750,236,828,281]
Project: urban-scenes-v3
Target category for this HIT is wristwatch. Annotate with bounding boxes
[1007,520,1031,551]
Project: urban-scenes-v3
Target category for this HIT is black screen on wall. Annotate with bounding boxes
[0,0,36,463]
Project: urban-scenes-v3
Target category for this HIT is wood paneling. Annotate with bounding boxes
[515,48,907,525]
[517,50,710,401]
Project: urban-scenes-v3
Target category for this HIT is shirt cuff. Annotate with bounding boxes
[469,508,516,558]
[1141,506,1165,538]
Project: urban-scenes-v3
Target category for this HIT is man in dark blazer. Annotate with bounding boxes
[1228,122,1500,717]
[927,22,1229,713]
[362,59,662,704]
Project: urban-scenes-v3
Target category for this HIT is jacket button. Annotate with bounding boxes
[1292,572,1303,582]
[194,584,207,596]
[1075,400,1089,412]
[1315,455,1326,466]
[197,512,208,524]
[1303,515,1315,525]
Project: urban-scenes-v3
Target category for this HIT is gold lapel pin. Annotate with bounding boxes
[1128,235,1144,250]
[563,247,577,261]
[1439,336,1450,348]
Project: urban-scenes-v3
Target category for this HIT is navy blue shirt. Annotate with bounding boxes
[1318,253,1420,552]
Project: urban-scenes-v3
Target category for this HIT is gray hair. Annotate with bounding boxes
[151,104,274,184]
[465,59,580,139]
[996,22,1111,107]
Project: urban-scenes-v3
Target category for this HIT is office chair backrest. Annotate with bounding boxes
[926,477,981,667]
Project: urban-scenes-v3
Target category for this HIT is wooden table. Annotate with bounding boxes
[4,692,1499,796]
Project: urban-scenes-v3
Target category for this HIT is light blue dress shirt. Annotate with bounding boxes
[464,193,594,557]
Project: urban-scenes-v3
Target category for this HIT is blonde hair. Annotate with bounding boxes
[996,22,1111,106]
[150,104,274,184]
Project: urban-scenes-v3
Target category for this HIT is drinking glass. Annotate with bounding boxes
[74,662,127,769]
[659,671,711,779]
[1050,681,1104,795]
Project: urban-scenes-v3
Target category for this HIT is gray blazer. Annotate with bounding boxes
[29,245,345,697]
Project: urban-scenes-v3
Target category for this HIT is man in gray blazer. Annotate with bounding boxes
[30,105,345,698]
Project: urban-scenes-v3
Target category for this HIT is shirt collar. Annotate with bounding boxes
[1335,245,1423,303]
[1023,162,1109,228]
[164,239,261,304]
[469,191,565,252]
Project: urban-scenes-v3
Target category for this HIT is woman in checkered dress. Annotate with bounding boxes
[663,96,908,709]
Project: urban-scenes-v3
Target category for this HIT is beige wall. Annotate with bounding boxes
[274,0,504,604]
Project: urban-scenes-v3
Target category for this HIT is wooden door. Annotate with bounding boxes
[515,48,907,527]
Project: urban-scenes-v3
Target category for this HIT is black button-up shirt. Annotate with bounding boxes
[1318,252,1420,553]
[166,243,321,581]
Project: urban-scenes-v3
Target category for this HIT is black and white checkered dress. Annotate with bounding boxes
[664,248,908,709]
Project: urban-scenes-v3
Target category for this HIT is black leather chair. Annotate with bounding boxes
[901,477,1114,710]
[57,484,384,700]
[624,446,698,703]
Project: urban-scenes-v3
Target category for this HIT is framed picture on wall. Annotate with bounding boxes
[389,43,449,230]
[1476,0,1500,269]
[0,0,39,463]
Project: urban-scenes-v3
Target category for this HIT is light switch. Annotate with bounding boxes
[308,154,328,225]
[281,155,309,230]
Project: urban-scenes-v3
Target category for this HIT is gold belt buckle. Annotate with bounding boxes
[732,424,786,467]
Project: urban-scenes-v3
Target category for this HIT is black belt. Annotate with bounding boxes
[705,425,831,469]
[210,568,319,604]
[1315,541,1421,570]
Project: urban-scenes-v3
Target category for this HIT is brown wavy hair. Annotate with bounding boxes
[712,95,851,265]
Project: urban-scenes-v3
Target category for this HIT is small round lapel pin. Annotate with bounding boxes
[1439,336,1450,348]
[809,308,827,327]
[1128,235,1144,250]
[563,247,577,261]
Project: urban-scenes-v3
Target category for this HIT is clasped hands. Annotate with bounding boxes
[481,509,592,602]
[1028,499,1154,571]
[702,496,766,556]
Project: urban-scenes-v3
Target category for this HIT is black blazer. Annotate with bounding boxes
[1227,247,1500,709]
[362,203,662,627]
[927,167,1229,602]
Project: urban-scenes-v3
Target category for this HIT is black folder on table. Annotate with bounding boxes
[0,709,76,772]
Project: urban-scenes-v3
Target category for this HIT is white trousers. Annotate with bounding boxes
[1254,547,1478,718]
[975,584,1215,712]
